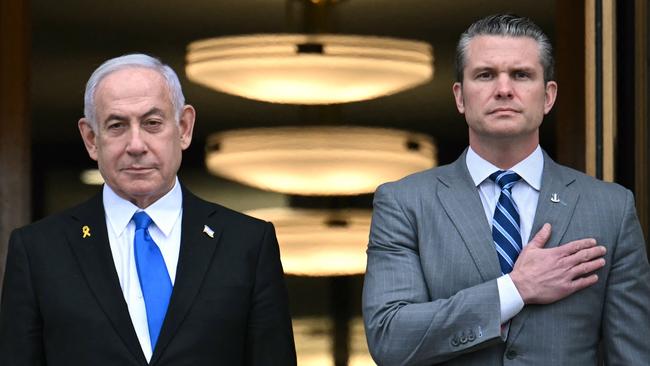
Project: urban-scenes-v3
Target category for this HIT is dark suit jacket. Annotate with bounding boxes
[0,187,296,366]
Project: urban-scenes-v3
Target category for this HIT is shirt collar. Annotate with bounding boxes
[466,146,543,191]
[103,177,183,238]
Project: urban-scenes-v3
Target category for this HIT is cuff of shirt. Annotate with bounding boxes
[497,274,525,324]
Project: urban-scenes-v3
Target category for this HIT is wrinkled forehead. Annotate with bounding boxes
[93,68,174,118]
[98,68,172,104]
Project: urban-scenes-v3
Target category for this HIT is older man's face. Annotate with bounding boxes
[79,67,195,208]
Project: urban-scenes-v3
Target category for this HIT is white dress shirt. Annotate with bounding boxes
[465,146,543,324]
[103,178,183,362]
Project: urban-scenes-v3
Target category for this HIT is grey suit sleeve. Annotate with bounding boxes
[0,229,46,366]
[363,183,502,366]
[602,190,650,364]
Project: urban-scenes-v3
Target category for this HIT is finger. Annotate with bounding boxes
[570,257,606,278]
[564,245,606,267]
[559,238,599,256]
[569,274,600,293]
[529,223,552,248]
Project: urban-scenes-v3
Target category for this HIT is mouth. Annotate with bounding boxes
[121,166,156,173]
[488,107,520,115]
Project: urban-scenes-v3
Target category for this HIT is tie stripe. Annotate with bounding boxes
[489,170,522,274]
[495,205,519,229]
[494,245,515,268]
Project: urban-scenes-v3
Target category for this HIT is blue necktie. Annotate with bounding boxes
[489,170,522,274]
[133,211,172,349]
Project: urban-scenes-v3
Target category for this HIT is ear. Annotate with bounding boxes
[178,105,196,150]
[543,81,558,114]
[78,118,99,161]
[452,82,465,114]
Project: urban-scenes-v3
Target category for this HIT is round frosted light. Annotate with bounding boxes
[292,316,374,365]
[186,34,433,104]
[80,169,104,185]
[206,126,436,195]
[246,208,371,276]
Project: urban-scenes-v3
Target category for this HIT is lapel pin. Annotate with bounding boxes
[550,193,560,203]
[82,225,91,238]
[203,225,215,238]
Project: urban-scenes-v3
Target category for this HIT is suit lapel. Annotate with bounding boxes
[150,188,223,364]
[527,154,580,247]
[65,193,147,365]
[437,152,502,281]
[508,153,580,342]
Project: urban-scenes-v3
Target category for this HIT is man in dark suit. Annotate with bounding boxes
[363,14,650,365]
[0,54,296,365]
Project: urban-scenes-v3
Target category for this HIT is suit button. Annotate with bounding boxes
[506,350,517,359]
[467,330,476,342]
[451,337,460,347]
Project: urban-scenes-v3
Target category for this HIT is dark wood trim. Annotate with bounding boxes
[584,0,616,181]
[555,0,586,172]
[0,0,31,290]
[634,0,649,243]
[601,0,617,182]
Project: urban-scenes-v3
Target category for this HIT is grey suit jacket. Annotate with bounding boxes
[363,150,650,366]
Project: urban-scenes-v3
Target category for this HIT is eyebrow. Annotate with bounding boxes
[102,114,128,125]
[102,107,166,126]
[469,65,538,74]
[141,107,166,119]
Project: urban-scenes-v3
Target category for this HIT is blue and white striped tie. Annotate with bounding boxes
[489,170,522,274]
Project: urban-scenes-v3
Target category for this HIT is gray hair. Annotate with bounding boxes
[455,14,554,83]
[83,53,185,131]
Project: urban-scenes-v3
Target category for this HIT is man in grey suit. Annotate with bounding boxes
[363,14,650,365]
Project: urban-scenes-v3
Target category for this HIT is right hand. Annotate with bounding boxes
[509,223,607,304]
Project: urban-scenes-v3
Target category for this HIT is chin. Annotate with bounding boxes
[121,181,164,196]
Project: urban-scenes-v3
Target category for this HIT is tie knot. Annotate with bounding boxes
[489,170,521,190]
[132,211,153,230]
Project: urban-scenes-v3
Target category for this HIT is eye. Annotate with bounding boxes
[106,121,125,130]
[514,71,531,80]
[476,71,492,80]
[143,119,163,128]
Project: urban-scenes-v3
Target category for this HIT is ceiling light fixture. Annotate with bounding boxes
[292,316,374,365]
[80,169,104,185]
[206,126,436,196]
[246,207,371,276]
[186,34,433,104]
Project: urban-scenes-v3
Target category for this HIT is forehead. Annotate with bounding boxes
[94,67,172,108]
[464,35,542,69]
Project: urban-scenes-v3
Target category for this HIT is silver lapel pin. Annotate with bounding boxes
[203,224,215,238]
[550,193,560,203]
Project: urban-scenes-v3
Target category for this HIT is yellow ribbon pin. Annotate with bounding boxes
[82,225,91,238]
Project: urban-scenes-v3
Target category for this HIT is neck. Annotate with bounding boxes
[469,137,538,170]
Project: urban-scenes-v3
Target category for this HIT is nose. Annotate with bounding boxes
[495,73,514,99]
[125,126,147,155]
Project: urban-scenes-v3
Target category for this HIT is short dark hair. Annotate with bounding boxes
[455,14,554,83]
